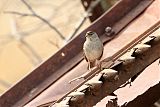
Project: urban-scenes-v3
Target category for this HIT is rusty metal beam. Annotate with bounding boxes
[0,0,154,107]
[123,82,160,107]
[36,0,158,106]
[55,16,160,106]
[57,33,160,107]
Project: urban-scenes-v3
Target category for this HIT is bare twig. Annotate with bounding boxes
[2,12,54,37]
[68,16,87,41]
[21,0,35,14]
[4,11,33,17]
[18,40,42,65]
[4,0,65,40]
[67,0,101,40]
[10,17,42,65]
[48,39,60,49]
[21,0,65,40]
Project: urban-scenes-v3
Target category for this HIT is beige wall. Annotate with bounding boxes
[0,0,90,94]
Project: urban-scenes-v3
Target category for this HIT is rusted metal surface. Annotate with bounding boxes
[81,0,105,22]
[54,23,160,107]
[0,0,155,107]
[122,66,160,107]
[96,59,160,107]
[125,82,160,107]
[54,19,160,106]
[25,0,160,106]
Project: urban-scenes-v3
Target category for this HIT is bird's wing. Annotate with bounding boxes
[83,51,88,62]
[98,45,104,60]
[83,51,90,70]
[83,50,96,70]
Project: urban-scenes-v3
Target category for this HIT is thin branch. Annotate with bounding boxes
[48,39,60,49]
[19,39,42,65]
[34,14,66,40]
[3,10,54,36]
[21,0,36,14]
[4,0,65,40]
[4,11,33,17]
[67,0,101,40]
[21,0,65,40]
[10,17,42,65]
[67,16,87,41]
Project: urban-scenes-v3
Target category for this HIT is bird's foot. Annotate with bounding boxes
[96,60,102,70]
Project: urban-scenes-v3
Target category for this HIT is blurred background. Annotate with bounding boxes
[0,0,118,95]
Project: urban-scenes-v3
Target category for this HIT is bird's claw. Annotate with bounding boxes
[96,61,102,70]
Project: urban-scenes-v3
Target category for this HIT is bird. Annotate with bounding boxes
[69,31,103,83]
[83,31,104,71]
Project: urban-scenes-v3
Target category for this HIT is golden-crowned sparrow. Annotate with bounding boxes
[83,31,103,70]
[69,31,103,83]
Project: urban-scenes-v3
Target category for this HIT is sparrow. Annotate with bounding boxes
[83,31,104,70]
[69,31,103,83]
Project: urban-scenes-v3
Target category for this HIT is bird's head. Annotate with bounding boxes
[85,31,97,39]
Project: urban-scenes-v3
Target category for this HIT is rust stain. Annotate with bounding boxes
[0,0,158,107]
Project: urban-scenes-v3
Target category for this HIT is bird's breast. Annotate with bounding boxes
[83,39,103,61]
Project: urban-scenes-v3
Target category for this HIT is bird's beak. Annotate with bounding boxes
[85,31,93,37]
